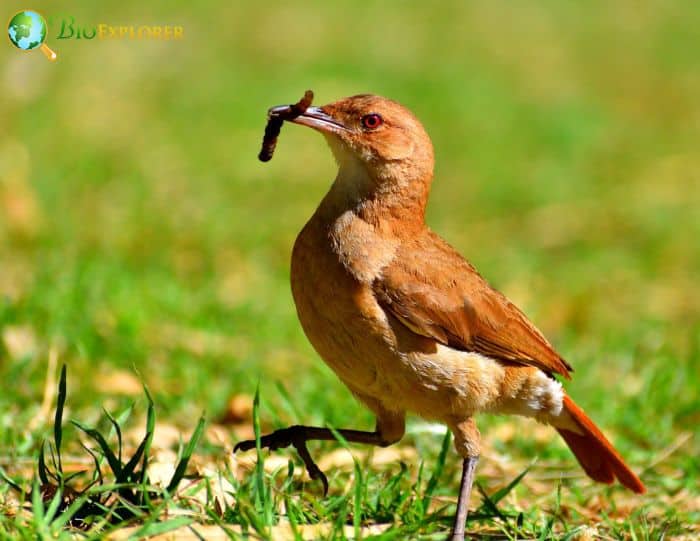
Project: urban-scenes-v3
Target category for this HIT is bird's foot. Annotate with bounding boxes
[233,425,329,495]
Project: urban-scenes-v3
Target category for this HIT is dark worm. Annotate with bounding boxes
[258,90,314,162]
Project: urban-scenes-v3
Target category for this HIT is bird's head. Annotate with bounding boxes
[282,94,435,196]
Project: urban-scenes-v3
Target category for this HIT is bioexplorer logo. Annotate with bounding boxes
[7,10,57,61]
[7,10,185,62]
[59,18,185,41]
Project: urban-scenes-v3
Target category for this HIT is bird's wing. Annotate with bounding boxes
[373,232,573,378]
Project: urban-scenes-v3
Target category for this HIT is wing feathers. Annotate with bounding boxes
[373,232,572,378]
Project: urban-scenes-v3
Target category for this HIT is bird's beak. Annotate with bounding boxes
[268,105,348,135]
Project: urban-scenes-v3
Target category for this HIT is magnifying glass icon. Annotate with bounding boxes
[7,10,57,61]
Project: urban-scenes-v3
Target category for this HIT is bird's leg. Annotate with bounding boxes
[451,455,479,541]
[233,425,392,495]
[449,417,481,540]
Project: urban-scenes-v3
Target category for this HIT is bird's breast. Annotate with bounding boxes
[328,209,400,284]
[290,212,395,391]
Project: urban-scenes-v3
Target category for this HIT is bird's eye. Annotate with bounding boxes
[361,113,383,130]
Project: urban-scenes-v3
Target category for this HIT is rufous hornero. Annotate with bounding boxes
[236,93,645,540]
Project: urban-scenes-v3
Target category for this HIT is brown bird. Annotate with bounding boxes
[235,94,645,539]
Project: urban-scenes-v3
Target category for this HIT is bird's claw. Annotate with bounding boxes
[233,425,329,496]
[293,437,329,495]
[233,426,295,453]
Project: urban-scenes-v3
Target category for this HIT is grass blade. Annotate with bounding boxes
[37,442,50,486]
[31,478,45,525]
[51,492,94,531]
[71,420,122,479]
[139,383,156,487]
[54,364,67,477]
[79,441,104,485]
[353,458,363,539]
[104,408,124,465]
[131,515,193,537]
[167,413,206,493]
[0,465,23,494]
[121,437,148,482]
[251,383,274,531]
[476,482,507,521]
[489,464,531,505]
[43,484,63,523]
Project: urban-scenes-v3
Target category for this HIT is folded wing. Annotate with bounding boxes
[373,231,573,378]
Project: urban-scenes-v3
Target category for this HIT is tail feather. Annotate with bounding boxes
[556,395,645,494]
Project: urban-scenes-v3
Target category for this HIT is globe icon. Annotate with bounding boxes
[7,10,57,61]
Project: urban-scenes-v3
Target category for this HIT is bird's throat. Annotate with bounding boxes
[318,149,431,228]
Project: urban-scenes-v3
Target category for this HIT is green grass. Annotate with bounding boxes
[1,0,699,538]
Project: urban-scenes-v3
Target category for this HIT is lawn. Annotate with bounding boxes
[1,1,698,539]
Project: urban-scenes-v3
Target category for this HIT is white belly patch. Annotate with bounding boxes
[383,344,565,423]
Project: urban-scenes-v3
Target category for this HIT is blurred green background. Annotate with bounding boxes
[1,0,698,501]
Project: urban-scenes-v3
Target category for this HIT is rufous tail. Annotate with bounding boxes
[556,395,645,493]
